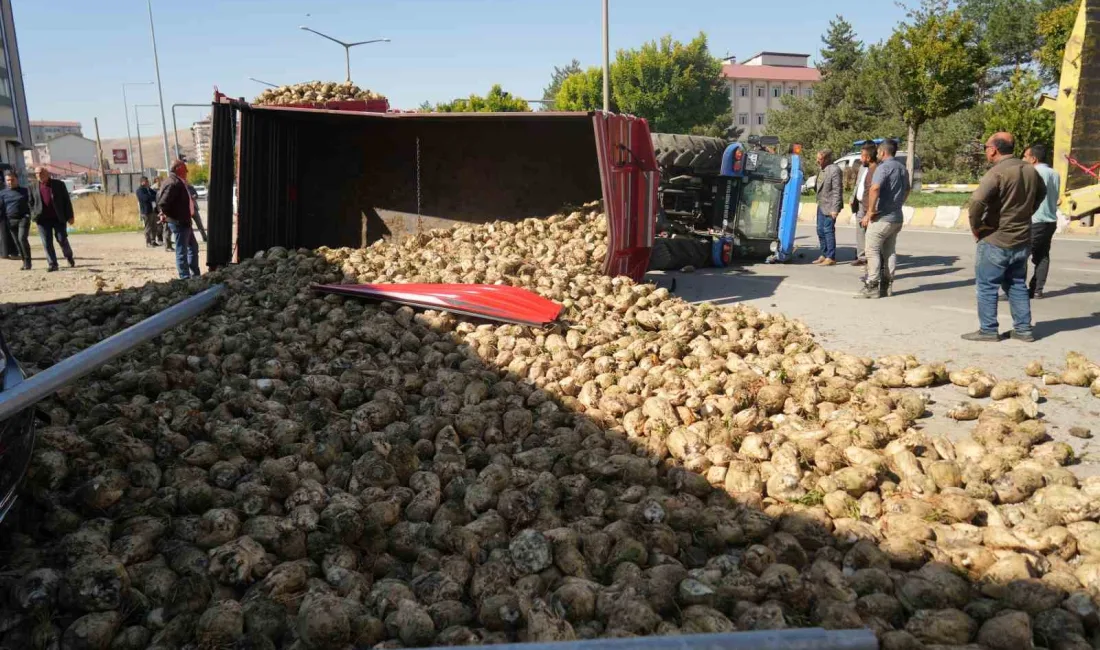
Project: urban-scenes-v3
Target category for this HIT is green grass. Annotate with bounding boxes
[800,192,971,208]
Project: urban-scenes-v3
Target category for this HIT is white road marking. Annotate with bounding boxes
[931,305,975,315]
[1058,267,1100,274]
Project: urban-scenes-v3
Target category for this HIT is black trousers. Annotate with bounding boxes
[1029,221,1057,294]
[7,216,31,266]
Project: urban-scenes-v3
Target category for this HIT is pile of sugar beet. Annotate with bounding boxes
[1,206,1099,650]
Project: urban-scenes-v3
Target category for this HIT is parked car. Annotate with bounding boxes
[193,185,208,199]
[70,185,104,199]
[803,144,923,195]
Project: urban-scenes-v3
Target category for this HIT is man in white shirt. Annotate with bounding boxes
[849,143,878,267]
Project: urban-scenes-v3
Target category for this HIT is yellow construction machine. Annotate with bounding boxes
[1041,0,1100,218]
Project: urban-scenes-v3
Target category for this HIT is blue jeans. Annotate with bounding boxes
[975,241,1031,335]
[816,208,836,259]
[37,220,74,268]
[167,222,201,279]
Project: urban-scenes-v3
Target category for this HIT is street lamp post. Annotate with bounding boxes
[602,0,610,112]
[122,82,154,173]
[147,0,172,170]
[298,26,389,83]
[134,104,160,174]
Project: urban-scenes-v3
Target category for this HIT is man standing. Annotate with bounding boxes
[856,139,909,299]
[157,160,200,279]
[28,167,75,272]
[964,132,1046,342]
[0,170,32,270]
[850,143,878,268]
[814,149,843,266]
[136,176,159,247]
[1022,144,1060,299]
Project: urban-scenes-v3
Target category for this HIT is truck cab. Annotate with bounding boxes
[651,134,803,268]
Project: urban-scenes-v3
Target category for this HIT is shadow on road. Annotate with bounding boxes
[1034,311,1100,338]
[1089,251,1100,260]
[664,268,787,306]
[892,278,975,297]
[892,268,958,281]
[894,254,960,270]
[1040,282,1100,299]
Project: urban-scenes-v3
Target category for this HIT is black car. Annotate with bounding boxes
[0,329,36,523]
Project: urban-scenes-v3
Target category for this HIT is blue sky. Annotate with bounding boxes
[13,0,909,139]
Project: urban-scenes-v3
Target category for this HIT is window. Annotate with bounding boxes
[772,87,781,98]
[806,88,814,97]
[756,86,765,97]
[756,113,765,126]
[738,113,748,126]
[788,88,796,96]
[739,85,748,97]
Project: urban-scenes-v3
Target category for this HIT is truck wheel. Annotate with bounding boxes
[651,134,726,176]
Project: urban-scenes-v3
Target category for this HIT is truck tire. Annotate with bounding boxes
[649,237,711,271]
[651,134,726,176]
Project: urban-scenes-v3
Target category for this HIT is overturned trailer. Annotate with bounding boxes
[206,94,660,281]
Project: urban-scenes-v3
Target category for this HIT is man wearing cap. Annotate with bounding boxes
[156,160,200,279]
[28,166,76,272]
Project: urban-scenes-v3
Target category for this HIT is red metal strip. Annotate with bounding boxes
[313,283,562,327]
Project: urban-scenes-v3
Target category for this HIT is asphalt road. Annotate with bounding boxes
[652,224,1100,470]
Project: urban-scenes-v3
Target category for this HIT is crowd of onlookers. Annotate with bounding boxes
[0,160,206,280]
[813,132,1069,343]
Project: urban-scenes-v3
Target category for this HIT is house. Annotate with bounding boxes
[722,52,821,138]
[29,133,99,170]
[30,120,82,145]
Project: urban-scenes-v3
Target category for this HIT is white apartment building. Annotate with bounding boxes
[190,116,211,167]
[722,52,820,138]
[30,120,82,144]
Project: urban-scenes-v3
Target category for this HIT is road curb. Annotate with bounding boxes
[797,202,1098,237]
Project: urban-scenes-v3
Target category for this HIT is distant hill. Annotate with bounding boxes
[98,129,196,172]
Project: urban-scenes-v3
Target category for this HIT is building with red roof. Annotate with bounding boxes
[721,52,821,138]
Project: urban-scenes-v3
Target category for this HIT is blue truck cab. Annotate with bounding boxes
[714,140,803,263]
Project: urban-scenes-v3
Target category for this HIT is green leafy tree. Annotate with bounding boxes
[554,67,608,112]
[917,108,986,182]
[541,59,582,110]
[1035,0,1079,84]
[187,163,209,185]
[867,6,989,177]
[983,70,1054,155]
[610,33,728,133]
[430,85,531,112]
[818,16,863,76]
[959,0,1042,74]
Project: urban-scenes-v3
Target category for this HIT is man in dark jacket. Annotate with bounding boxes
[964,132,1046,343]
[0,170,32,269]
[136,176,159,247]
[28,167,75,272]
[814,150,843,266]
[156,160,200,279]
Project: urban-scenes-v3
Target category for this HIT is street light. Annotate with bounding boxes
[602,0,609,112]
[249,77,279,88]
[298,26,390,83]
[122,82,154,172]
[147,0,172,171]
[134,104,161,173]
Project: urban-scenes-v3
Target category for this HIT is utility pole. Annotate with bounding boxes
[94,118,111,211]
[135,104,160,174]
[122,82,154,173]
[147,0,171,171]
[602,0,610,112]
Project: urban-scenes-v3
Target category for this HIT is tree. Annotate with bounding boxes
[1035,0,1079,84]
[867,6,989,177]
[959,0,1042,74]
[187,163,209,185]
[983,70,1054,155]
[555,67,607,112]
[818,16,863,75]
[541,59,582,110]
[610,33,728,133]
[429,85,531,112]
